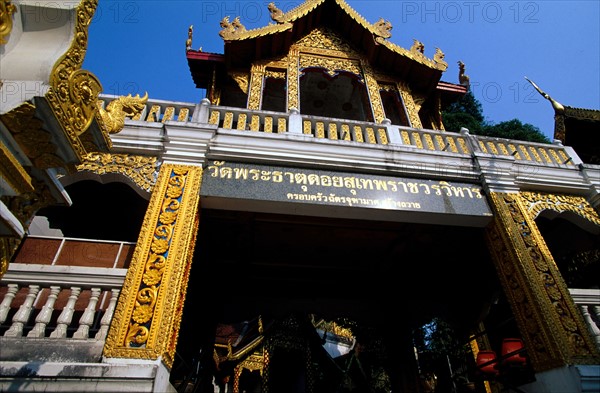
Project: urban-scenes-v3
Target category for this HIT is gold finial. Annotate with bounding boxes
[185,25,193,51]
[458,61,470,89]
[524,77,564,113]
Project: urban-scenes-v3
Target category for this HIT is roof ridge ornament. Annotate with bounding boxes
[268,2,285,24]
[219,16,246,40]
[373,17,392,43]
[525,77,565,114]
[458,61,470,89]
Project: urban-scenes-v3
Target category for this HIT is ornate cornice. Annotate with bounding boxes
[76,152,159,193]
[0,102,68,170]
[0,142,34,194]
[44,0,103,160]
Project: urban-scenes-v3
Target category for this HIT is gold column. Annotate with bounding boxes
[485,192,600,372]
[103,163,202,368]
[247,64,265,110]
[287,47,300,111]
[397,82,423,129]
[360,59,385,123]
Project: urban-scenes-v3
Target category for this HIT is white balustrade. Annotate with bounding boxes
[50,286,81,338]
[27,286,60,338]
[569,288,600,348]
[4,285,40,337]
[73,287,101,339]
[0,283,18,324]
[95,288,120,340]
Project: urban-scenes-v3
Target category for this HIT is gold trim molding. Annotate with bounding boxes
[0,142,34,194]
[486,192,600,371]
[77,153,159,193]
[103,164,202,368]
[0,0,17,45]
[44,0,104,160]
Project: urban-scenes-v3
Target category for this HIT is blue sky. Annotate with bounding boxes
[83,1,600,140]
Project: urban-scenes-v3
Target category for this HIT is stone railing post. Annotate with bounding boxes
[382,118,402,144]
[4,285,39,337]
[73,287,101,339]
[50,286,81,338]
[0,283,18,324]
[27,286,60,338]
[288,108,302,134]
[95,288,120,340]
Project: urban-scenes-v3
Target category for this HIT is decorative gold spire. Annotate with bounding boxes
[525,77,565,113]
[185,25,193,51]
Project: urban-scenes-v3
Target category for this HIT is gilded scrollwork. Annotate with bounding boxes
[295,27,359,58]
[96,93,149,134]
[520,192,600,226]
[486,192,600,371]
[44,0,102,160]
[0,102,67,170]
[248,64,265,110]
[103,164,202,367]
[397,82,422,129]
[287,48,300,110]
[229,71,250,94]
[0,0,17,45]
[360,60,385,123]
[299,54,361,77]
[77,152,159,193]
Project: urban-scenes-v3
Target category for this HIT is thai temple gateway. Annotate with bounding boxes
[1,1,599,392]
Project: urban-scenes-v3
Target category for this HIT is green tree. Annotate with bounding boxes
[481,119,549,143]
[442,90,550,143]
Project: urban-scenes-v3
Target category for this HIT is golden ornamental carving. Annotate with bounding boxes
[77,153,159,193]
[458,61,470,89]
[229,71,249,94]
[44,0,102,160]
[433,48,447,69]
[397,82,422,129]
[96,93,149,134]
[1,177,58,229]
[373,17,392,43]
[185,25,193,51]
[486,192,600,371]
[299,54,361,77]
[360,59,385,123]
[0,0,17,44]
[265,69,286,80]
[248,64,266,110]
[520,192,600,226]
[103,164,202,368]
[0,102,68,169]
[296,27,359,58]
[219,16,246,40]
[268,2,284,23]
[287,48,300,110]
